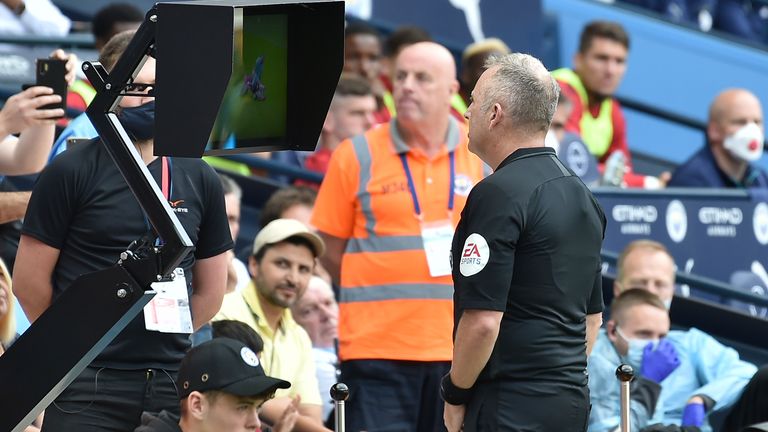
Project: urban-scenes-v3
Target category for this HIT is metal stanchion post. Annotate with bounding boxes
[616,364,635,432]
[330,382,349,432]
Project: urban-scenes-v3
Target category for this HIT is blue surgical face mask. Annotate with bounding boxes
[616,326,658,369]
[118,100,155,141]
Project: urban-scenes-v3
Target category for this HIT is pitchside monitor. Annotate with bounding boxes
[154,0,343,158]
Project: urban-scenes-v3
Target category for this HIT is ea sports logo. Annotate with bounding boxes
[666,200,687,243]
[754,203,768,245]
[459,233,489,276]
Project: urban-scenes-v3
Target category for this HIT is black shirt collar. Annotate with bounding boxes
[496,146,555,171]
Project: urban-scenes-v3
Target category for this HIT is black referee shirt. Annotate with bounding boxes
[451,147,606,387]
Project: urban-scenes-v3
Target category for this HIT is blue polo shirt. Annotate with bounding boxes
[668,145,768,189]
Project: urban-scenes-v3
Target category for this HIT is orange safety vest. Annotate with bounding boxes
[312,117,485,362]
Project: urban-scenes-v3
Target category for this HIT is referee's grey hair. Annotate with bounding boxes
[482,53,560,134]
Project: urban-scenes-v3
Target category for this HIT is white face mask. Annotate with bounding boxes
[545,130,560,155]
[724,122,764,162]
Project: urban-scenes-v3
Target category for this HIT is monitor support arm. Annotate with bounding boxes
[0,8,193,432]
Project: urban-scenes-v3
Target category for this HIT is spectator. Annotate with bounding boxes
[64,2,144,118]
[304,77,376,177]
[552,21,658,188]
[311,41,485,431]
[457,38,510,117]
[271,76,377,183]
[714,0,768,46]
[0,0,70,37]
[0,48,77,224]
[614,239,677,309]
[260,186,331,284]
[260,186,317,229]
[380,25,432,94]
[290,275,339,423]
[220,173,249,293]
[214,219,328,429]
[0,258,42,432]
[668,88,766,188]
[343,21,389,123]
[134,337,291,432]
[547,90,600,185]
[92,3,144,51]
[210,320,302,432]
[52,5,144,160]
[0,257,15,351]
[14,29,233,431]
[588,288,758,431]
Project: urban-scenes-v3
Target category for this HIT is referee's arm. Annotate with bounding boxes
[586,312,603,356]
[443,309,503,432]
[450,309,503,388]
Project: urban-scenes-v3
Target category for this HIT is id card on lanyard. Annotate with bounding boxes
[400,152,455,277]
[143,157,194,334]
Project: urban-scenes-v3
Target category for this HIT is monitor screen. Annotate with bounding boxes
[206,13,288,154]
[154,0,344,158]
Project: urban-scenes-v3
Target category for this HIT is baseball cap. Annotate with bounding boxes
[252,218,325,257]
[177,337,290,399]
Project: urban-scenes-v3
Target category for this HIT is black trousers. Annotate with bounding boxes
[463,380,590,432]
[341,359,450,432]
[41,366,179,432]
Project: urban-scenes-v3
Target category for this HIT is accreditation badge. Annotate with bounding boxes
[144,267,193,334]
[421,219,454,277]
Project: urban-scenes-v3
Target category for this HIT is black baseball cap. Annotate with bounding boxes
[177,337,290,399]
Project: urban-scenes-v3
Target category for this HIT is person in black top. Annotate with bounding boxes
[442,53,606,432]
[14,31,233,432]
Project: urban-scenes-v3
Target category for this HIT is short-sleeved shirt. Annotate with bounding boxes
[214,283,322,405]
[451,147,606,386]
[22,139,233,369]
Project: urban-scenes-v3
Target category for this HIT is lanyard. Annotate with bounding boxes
[143,156,172,245]
[398,151,455,216]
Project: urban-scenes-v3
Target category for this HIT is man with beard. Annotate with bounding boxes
[214,218,326,426]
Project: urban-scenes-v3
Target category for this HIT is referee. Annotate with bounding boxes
[442,53,606,431]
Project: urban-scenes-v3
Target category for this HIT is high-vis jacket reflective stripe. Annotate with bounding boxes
[313,119,484,361]
[552,68,614,158]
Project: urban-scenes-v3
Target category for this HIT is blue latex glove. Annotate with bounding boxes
[640,339,681,383]
[681,401,706,427]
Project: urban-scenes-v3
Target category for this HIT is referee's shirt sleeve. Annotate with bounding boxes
[453,180,524,312]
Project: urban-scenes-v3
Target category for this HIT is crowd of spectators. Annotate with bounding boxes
[0,2,767,432]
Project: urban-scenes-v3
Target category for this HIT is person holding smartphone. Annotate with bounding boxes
[0,48,77,224]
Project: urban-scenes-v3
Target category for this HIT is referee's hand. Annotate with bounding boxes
[444,402,465,432]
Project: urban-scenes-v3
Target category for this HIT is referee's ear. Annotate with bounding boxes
[489,103,504,129]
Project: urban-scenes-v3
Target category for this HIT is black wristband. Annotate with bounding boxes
[440,373,473,406]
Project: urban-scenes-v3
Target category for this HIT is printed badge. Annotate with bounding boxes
[459,233,489,276]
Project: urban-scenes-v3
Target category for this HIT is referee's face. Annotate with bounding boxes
[465,67,494,160]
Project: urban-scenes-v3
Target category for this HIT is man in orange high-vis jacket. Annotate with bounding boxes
[311,41,485,432]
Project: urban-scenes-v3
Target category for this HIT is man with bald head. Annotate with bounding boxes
[312,41,485,431]
[444,53,605,431]
[615,239,676,309]
[669,88,767,188]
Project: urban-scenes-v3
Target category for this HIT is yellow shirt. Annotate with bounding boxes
[214,282,321,405]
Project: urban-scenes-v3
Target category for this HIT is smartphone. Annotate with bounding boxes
[33,59,67,117]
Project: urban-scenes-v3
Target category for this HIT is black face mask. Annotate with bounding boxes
[118,100,155,141]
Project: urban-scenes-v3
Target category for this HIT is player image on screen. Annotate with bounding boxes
[242,55,266,101]
[207,13,287,152]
